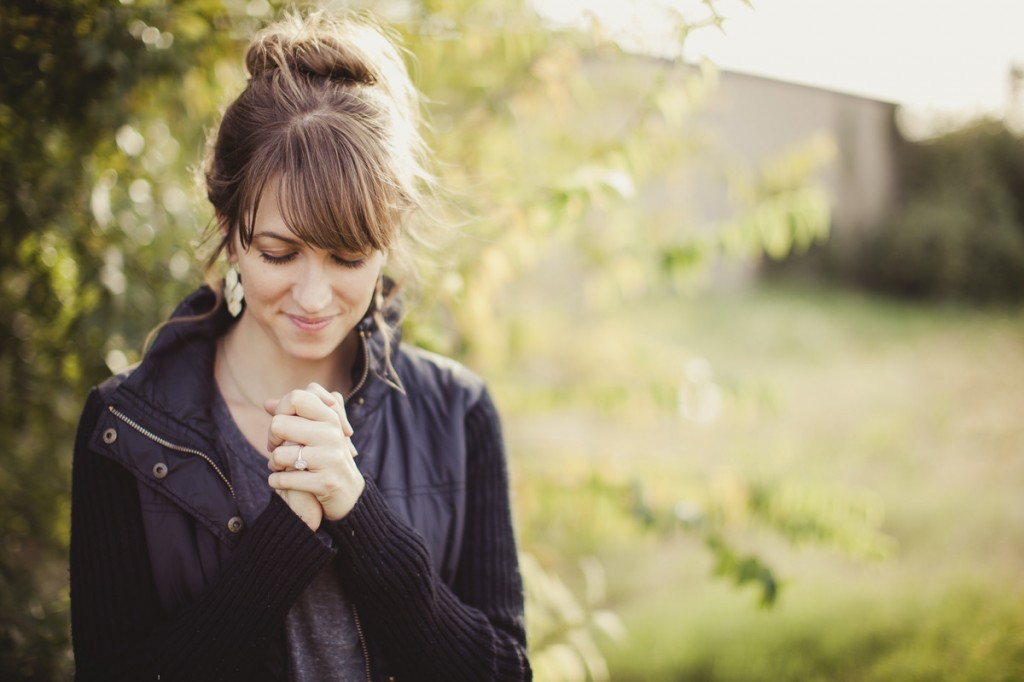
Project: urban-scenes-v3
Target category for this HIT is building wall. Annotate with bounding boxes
[581,55,902,282]
[708,69,897,223]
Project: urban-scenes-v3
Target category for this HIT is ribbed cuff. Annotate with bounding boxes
[209,494,337,628]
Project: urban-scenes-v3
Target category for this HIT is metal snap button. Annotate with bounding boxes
[152,462,168,480]
[227,516,244,533]
[356,397,365,406]
[102,428,117,444]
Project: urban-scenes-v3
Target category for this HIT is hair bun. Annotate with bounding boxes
[245,14,378,86]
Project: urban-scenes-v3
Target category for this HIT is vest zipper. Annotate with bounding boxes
[347,331,374,681]
[352,604,373,681]
[108,405,236,499]
[344,329,371,403]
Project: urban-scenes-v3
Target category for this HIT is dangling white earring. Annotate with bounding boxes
[225,265,244,317]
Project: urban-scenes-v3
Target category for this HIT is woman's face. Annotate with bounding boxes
[231,183,384,363]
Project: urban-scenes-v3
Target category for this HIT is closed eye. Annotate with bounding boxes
[332,253,367,269]
[259,252,298,265]
[257,250,367,268]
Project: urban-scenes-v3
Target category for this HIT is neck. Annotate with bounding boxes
[217,314,359,406]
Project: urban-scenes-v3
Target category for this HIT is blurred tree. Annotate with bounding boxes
[0,1,246,677]
[0,0,841,679]
[860,119,1024,300]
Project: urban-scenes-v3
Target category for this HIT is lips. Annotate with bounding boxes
[287,314,334,332]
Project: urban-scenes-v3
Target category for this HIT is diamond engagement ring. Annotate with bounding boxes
[294,445,308,471]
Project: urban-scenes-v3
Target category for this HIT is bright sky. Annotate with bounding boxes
[537,0,1024,133]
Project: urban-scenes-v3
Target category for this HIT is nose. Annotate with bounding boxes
[292,260,332,313]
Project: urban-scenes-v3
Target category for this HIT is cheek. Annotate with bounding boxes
[239,264,288,303]
[338,268,380,305]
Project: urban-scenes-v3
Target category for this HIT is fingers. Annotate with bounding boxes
[267,414,344,452]
[263,383,358,464]
[269,442,315,472]
[268,437,359,473]
[265,385,365,522]
[276,488,323,532]
[265,383,354,436]
[307,384,354,437]
[303,382,338,407]
[273,388,339,421]
[268,460,366,521]
[331,391,354,438]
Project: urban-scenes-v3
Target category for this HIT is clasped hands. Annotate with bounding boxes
[264,382,364,531]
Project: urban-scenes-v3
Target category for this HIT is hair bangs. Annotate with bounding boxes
[277,108,404,255]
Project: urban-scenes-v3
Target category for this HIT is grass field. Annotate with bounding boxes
[497,283,1024,681]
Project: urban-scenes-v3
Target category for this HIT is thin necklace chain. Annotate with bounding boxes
[218,339,267,411]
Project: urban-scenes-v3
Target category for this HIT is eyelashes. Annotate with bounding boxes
[258,252,367,269]
[332,254,368,269]
[259,252,298,265]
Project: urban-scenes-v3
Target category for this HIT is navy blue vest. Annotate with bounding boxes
[90,287,481,619]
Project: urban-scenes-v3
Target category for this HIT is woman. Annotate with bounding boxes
[69,11,529,681]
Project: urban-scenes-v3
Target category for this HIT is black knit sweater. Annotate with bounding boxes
[70,383,530,680]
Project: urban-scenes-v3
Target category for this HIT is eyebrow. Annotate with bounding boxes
[252,230,302,246]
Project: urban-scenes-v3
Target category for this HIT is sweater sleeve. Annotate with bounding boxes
[70,389,335,682]
[325,388,531,681]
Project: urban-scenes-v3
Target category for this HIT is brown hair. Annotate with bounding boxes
[199,10,440,382]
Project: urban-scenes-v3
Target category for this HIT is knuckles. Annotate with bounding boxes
[305,381,329,396]
[286,389,313,410]
[285,389,344,425]
[269,414,290,437]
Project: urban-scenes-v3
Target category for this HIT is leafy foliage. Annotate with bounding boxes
[858,119,1024,301]
[517,467,890,613]
[0,0,837,679]
[523,554,626,682]
[1,1,244,677]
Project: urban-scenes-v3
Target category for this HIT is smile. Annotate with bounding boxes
[286,314,334,332]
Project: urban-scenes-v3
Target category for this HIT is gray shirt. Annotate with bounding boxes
[212,388,366,681]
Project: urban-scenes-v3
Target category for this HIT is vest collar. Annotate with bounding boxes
[118,285,402,434]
